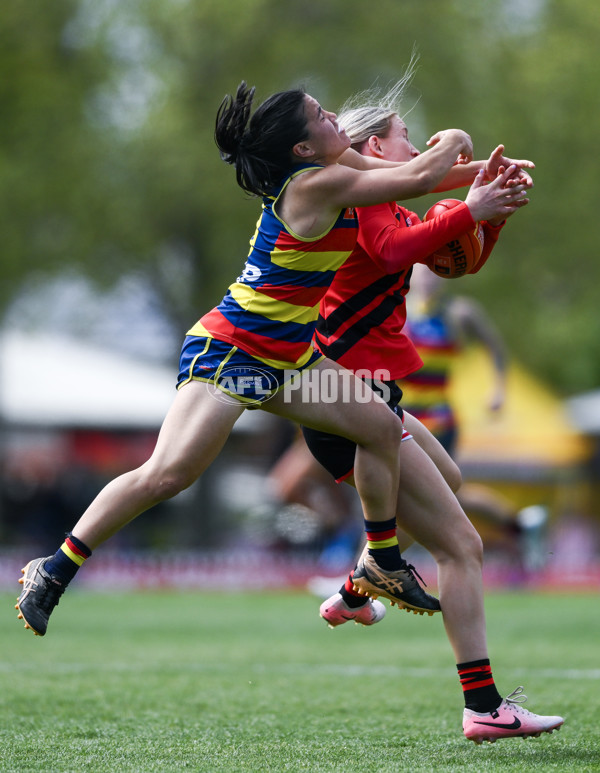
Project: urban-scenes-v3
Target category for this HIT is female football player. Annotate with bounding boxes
[301,75,564,743]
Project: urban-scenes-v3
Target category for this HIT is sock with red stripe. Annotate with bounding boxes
[43,533,92,585]
[364,516,402,571]
[339,571,368,608]
[457,658,502,713]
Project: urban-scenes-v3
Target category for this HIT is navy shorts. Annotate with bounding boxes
[177,335,323,407]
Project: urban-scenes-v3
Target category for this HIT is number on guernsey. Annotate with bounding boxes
[237,264,262,283]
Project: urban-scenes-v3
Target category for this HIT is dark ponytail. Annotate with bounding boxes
[215,81,308,196]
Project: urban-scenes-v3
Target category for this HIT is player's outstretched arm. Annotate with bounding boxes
[318,130,473,210]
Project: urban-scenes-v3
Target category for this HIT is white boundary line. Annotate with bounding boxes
[4,662,597,679]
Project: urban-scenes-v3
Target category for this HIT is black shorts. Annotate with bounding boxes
[301,379,404,482]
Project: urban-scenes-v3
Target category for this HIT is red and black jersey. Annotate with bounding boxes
[314,200,480,378]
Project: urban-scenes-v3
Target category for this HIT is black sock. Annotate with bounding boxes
[43,533,92,585]
[457,659,502,713]
[364,517,402,571]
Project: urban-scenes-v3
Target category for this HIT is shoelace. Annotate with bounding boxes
[504,686,531,714]
[400,560,428,587]
[37,577,66,611]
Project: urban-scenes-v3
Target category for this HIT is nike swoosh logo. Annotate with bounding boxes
[474,717,521,730]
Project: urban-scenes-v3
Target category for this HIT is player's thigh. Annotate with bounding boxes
[396,438,477,557]
[402,411,462,492]
[264,358,403,450]
[147,380,244,482]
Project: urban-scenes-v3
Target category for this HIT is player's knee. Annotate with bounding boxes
[463,523,484,566]
[378,412,405,451]
[436,518,483,568]
[139,465,193,503]
[356,406,403,459]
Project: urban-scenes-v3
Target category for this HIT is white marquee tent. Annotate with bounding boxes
[0,330,175,428]
[0,330,264,432]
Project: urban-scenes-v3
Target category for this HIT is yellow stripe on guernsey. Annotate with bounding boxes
[367,537,399,550]
[270,246,350,272]
[60,542,86,566]
[186,322,319,370]
[228,283,318,326]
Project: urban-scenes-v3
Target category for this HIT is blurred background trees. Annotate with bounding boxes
[1,0,599,394]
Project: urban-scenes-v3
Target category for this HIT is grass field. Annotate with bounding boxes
[1,588,599,772]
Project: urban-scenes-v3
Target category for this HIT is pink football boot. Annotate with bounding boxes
[463,686,564,744]
[319,592,386,628]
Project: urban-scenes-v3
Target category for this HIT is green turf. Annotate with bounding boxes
[1,589,599,772]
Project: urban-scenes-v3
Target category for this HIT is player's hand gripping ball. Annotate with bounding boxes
[424,199,484,278]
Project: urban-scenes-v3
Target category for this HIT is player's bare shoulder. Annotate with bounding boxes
[277,164,350,237]
[292,162,355,201]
